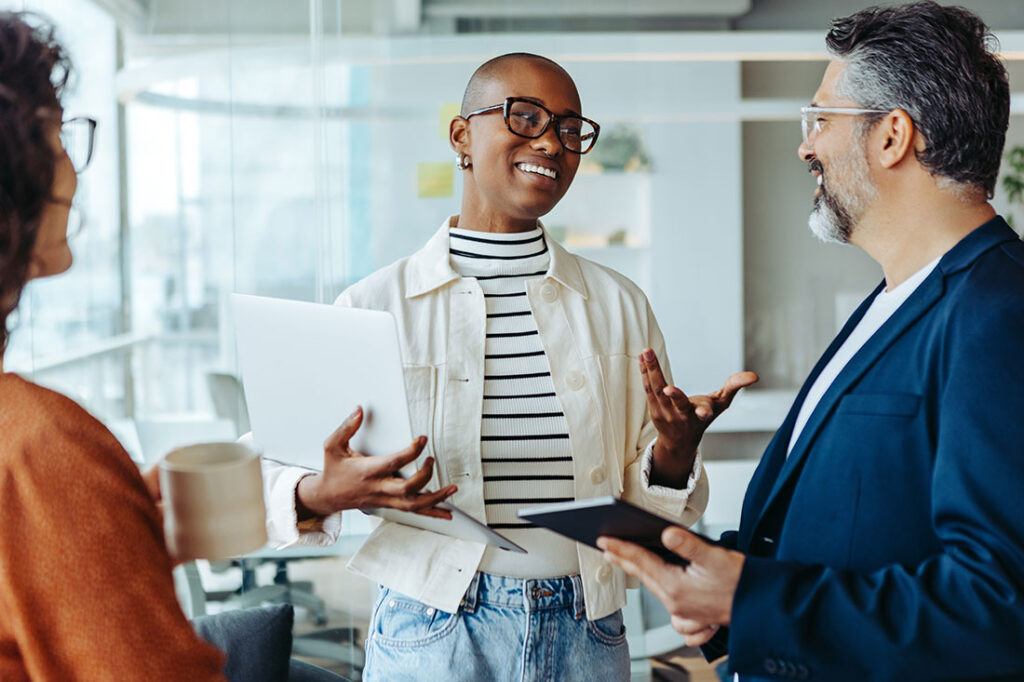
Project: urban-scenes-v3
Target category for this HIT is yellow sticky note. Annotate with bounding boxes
[417,162,454,199]
[439,102,461,140]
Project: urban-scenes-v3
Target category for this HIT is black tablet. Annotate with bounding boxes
[517,496,711,566]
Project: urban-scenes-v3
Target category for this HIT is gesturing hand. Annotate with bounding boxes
[598,526,745,646]
[640,348,758,486]
[296,406,457,520]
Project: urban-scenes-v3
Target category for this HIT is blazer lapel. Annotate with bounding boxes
[737,286,881,549]
[752,272,945,533]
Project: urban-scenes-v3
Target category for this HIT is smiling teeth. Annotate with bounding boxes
[518,163,557,180]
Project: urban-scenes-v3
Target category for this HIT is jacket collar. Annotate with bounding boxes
[936,214,1019,278]
[404,216,589,300]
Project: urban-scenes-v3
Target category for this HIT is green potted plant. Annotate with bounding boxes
[1001,145,1024,235]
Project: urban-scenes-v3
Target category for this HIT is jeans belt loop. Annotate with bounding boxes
[461,571,481,614]
[571,574,584,621]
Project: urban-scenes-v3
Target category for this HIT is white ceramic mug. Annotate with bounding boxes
[159,441,267,563]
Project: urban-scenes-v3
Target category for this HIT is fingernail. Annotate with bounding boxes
[643,349,655,362]
[596,537,608,550]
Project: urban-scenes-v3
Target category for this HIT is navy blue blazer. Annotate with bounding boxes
[708,217,1024,681]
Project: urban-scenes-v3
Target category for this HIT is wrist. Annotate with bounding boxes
[650,440,696,488]
[295,473,326,521]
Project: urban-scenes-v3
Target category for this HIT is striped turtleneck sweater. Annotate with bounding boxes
[448,225,580,578]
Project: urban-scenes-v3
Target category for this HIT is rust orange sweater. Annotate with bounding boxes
[0,373,226,681]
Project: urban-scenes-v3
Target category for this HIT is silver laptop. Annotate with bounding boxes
[231,293,525,553]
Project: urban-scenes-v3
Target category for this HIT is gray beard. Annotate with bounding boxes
[807,144,876,245]
[808,190,854,244]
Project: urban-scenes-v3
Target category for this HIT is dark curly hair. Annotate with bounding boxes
[826,1,1009,200]
[0,11,70,353]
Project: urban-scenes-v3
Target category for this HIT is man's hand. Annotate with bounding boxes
[640,348,758,486]
[598,526,745,646]
[296,406,457,520]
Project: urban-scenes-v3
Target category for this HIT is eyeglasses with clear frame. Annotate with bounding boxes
[800,106,890,147]
[61,116,97,173]
[464,97,601,154]
[47,117,95,239]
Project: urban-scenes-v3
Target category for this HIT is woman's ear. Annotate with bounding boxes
[877,108,916,169]
[450,116,469,154]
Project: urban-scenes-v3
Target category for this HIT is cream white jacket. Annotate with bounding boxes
[263,217,708,621]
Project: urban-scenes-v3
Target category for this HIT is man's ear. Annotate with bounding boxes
[877,108,916,169]
[450,116,470,154]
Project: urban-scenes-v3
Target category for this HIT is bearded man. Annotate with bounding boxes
[600,3,1024,680]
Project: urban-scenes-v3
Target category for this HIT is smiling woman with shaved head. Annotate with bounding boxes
[262,52,755,681]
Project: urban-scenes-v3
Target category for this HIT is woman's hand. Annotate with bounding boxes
[639,348,758,487]
[296,406,457,520]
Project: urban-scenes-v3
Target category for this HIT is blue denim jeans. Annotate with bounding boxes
[363,573,630,682]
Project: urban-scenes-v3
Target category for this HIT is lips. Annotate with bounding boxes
[809,159,824,197]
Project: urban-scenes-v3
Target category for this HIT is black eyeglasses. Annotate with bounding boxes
[61,117,97,173]
[464,97,600,154]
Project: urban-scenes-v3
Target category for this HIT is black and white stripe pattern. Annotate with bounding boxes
[449,226,579,577]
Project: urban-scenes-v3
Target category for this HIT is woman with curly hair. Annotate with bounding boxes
[0,13,226,680]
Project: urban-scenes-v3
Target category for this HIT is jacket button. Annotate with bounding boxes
[589,466,606,485]
[540,283,558,302]
[566,371,586,390]
[796,664,809,679]
[764,658,778,675]
[596,563,613,584]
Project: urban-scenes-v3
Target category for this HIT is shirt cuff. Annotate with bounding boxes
[640,438,703,499]
[268,467,343,549]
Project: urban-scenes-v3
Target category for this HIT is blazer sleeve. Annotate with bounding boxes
[726,267,1024,681]
[0,399,226,681]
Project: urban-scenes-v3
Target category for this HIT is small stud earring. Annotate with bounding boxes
[456,153,472,170]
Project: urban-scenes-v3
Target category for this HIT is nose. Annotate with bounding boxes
[798,139,815,163]
[530,122,561,156]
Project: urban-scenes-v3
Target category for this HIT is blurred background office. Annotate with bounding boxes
[4,0,1023,679]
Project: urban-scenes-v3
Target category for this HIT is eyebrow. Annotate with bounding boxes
[517,96,583,117]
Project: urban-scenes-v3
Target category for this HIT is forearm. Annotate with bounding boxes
[728,555,1024,681]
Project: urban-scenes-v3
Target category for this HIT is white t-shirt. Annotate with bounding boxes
[787,257,941,455]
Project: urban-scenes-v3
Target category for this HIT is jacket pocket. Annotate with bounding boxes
[836,392,921,418]
[403,365,440,481]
